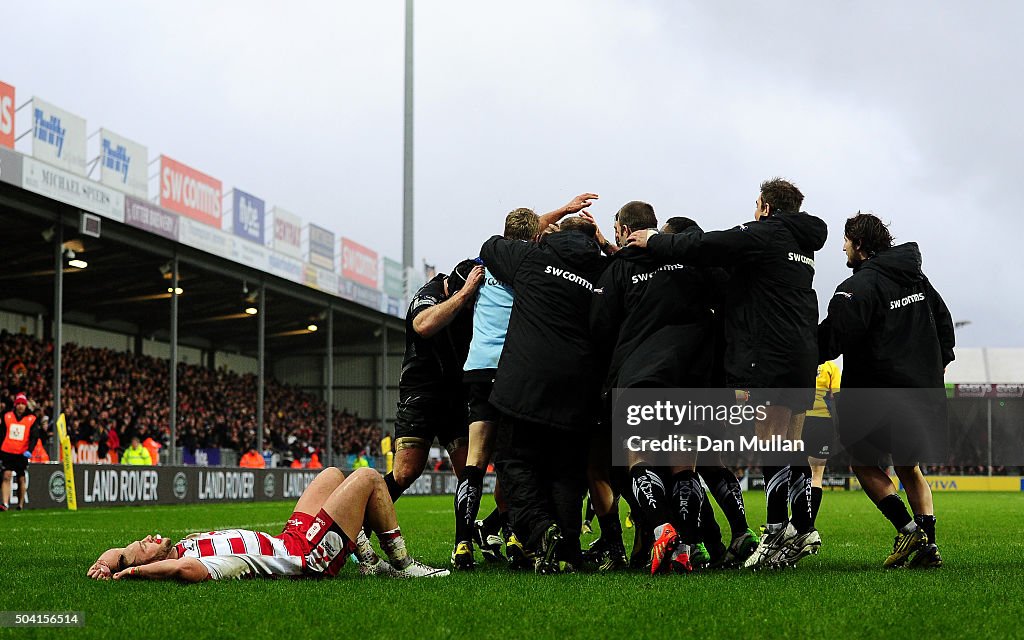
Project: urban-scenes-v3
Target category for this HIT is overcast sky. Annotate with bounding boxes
[5,1,1022,346]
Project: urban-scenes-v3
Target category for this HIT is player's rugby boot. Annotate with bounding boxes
[884,528,928,568]
[690,542,712,570]
[451,541,475,571]
[743,523,796,570]
[534,524,564,575]
[474,520,504,563]
[650,523,680,575]
[358,555,404,577]
[777,528,822,567]
[670,542,693,574]
[505,532,529,570]
[714,528,760,568]
[908,543,943,569]
[596,538,628,572]
[396,558,451,578]
[581,535,607,564]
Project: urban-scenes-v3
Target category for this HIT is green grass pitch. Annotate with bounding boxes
[1,491,1022,639]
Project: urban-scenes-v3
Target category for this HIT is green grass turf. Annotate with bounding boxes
[1,491,1023,639]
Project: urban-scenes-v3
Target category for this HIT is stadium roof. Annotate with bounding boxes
[945,348,1024,384]
[0,182,404,357]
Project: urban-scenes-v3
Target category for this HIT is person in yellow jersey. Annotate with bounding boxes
[352,451,370,470]
[380,431,393,473]
[122,436,153,466]
[802,360,841,527]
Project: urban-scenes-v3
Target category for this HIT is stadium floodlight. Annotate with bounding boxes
[64,248,87,269]
[245,307,258,315]
[167,287,183,295]
[307,324,318,332]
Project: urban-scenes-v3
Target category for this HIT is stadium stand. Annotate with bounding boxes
[5,328,1017,474]
[0,331,381,464]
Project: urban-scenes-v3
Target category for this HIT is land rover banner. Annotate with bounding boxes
[23,464,494,508]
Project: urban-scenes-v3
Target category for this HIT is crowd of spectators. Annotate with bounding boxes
[923,465,1013,475]
[0,331,382,463]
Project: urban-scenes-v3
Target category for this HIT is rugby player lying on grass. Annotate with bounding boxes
[86,467,449,582]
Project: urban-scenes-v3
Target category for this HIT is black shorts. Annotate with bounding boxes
[802,415,835,460]
[836,388,948,466]
[395,391,468,452]
[464,369,500,424]
[0,451,28,476]
[745,387,816,413]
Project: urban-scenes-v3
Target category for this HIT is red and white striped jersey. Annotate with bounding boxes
[175,529,305,580]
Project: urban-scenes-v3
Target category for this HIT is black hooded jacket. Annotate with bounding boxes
[818,242,954,389]
[590,244,725,393]
[647,212,828,388]
[480,230,609,430]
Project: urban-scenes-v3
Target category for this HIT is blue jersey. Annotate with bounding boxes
[464,267,514,372]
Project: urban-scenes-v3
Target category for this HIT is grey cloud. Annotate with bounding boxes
[3,0,1019,346]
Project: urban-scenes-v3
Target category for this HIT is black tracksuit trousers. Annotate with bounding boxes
[494,417,587,564]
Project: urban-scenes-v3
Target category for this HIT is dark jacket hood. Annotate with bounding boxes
[612,243,658,265]
[859,242,924,285]
[543,230,605,270]
[776,212,828,252]
[616,225,705,265]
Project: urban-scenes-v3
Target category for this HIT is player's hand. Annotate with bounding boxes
[563,193,599,214]
[87,562,112,580]
[626,229,657,248]
[459,265,485,297]
[578,211,610,246]
[577,211,599,233]
[113,567,140,580]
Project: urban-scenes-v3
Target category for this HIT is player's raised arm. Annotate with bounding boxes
[536,192,599,237]
[411,263,483,339]
[578,211,617,255]
[627,224,767,267]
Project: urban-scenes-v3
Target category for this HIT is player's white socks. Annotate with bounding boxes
[378,528,412,569]
[355,530,381,565]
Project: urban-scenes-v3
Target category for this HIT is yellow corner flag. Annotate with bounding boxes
[56,413,77,511]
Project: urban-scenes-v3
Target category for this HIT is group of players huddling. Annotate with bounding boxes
[89,178,953,582]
